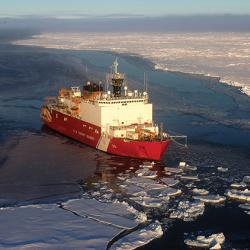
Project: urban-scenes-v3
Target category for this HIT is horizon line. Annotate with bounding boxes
[1,13,250,19]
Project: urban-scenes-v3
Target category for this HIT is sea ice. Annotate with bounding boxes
[0,204,120,250]
[130,196,167,208]
[126,176,156,185]
[164,167,183,175]
[139,161,155,169]
[192,188,209,195]
[110,221,163,250]
[193,195,226,204]
[239,203,250,215]
[225,189,250,202]
[16,32,250,97]
[170,200,205,221]
[239,203,250,210]
[179,162,186,167]
[180,175,200,181]
[147,187,182,198]
[125,177,166,191]
[231,182,247,189]
[184,232,225,249]
[243,176,250,184]
[179,162,197,171]
[161,177,179,187]
[120,183,146,197]
[142,183,168,190]
[0,198,160,249]
[217,167,229,173]
[64,198,147,227]
[135,168,157,179]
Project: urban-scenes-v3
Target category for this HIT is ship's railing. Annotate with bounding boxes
[109,122,154,131]
[57,91,149,106]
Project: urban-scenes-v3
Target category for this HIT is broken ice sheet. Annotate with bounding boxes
[193,195,226,204]
[164,167,183,175]
[170,200,205,221]
[225,189,250,202]
[120,183,146,197]
[180,175,200,181]
[231,182,247,189]
[146,186,182,198]
[217,167,228,173]
[0,204,120,250]
[239,203,250,215]
[110,221,163,250]
[130,196,168,208]
[184,232,225,249]
[243,176,250,184]
[139,161,155,169]
[135,168,157,179]
[192,188,209,195]
[125,177,167,191]
[63,198,147,228]
[179,162,197,171]
[126,176,157,185]
[161,177,179,187]
[0,197,164,250]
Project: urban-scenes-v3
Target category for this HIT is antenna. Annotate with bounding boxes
[144,72,148,93]
[112,57,119,74]
[144,72,146,91]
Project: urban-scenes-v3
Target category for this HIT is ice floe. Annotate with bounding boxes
[164,167,183,175]
[192,188,209,195]
[161,177,179,187]
[225,189,250,202]
[239,203,250,210]
[231,182,247,189]
[184,232,225,249]
[193,195,226,204]
[147,187,182,198]
[135,168,157,179]
[239,203,250,215]
[179,162,197,171]
[0,203,121,249]
[120,183,146,197]
[180,175,200,181]
[217,167,228,173]
[126,177,156,185]
[130,196,167,208]
[243,176,250,184]
[125,177,166,190]
[170,200,205,221]
[64,198,147,227]
[139,161,155,169]
[0,198,164,249]
[110,221,163,250]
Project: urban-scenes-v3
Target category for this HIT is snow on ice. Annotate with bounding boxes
[170,200,205,221]
[15,32,250,96]
[184,232,225,249]
[110,221,163,250]
[192,188,209,196]
[225,189,250,202]
[193,195,226,204]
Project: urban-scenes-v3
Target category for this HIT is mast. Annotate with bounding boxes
[109,58,125,97]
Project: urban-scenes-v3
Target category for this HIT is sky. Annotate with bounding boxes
[1,0,250,17]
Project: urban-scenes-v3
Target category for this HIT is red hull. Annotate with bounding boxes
[42,110,171,160]
[107,138,171,160]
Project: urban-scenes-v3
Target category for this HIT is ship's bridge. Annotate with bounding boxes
[95,91,148,106]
